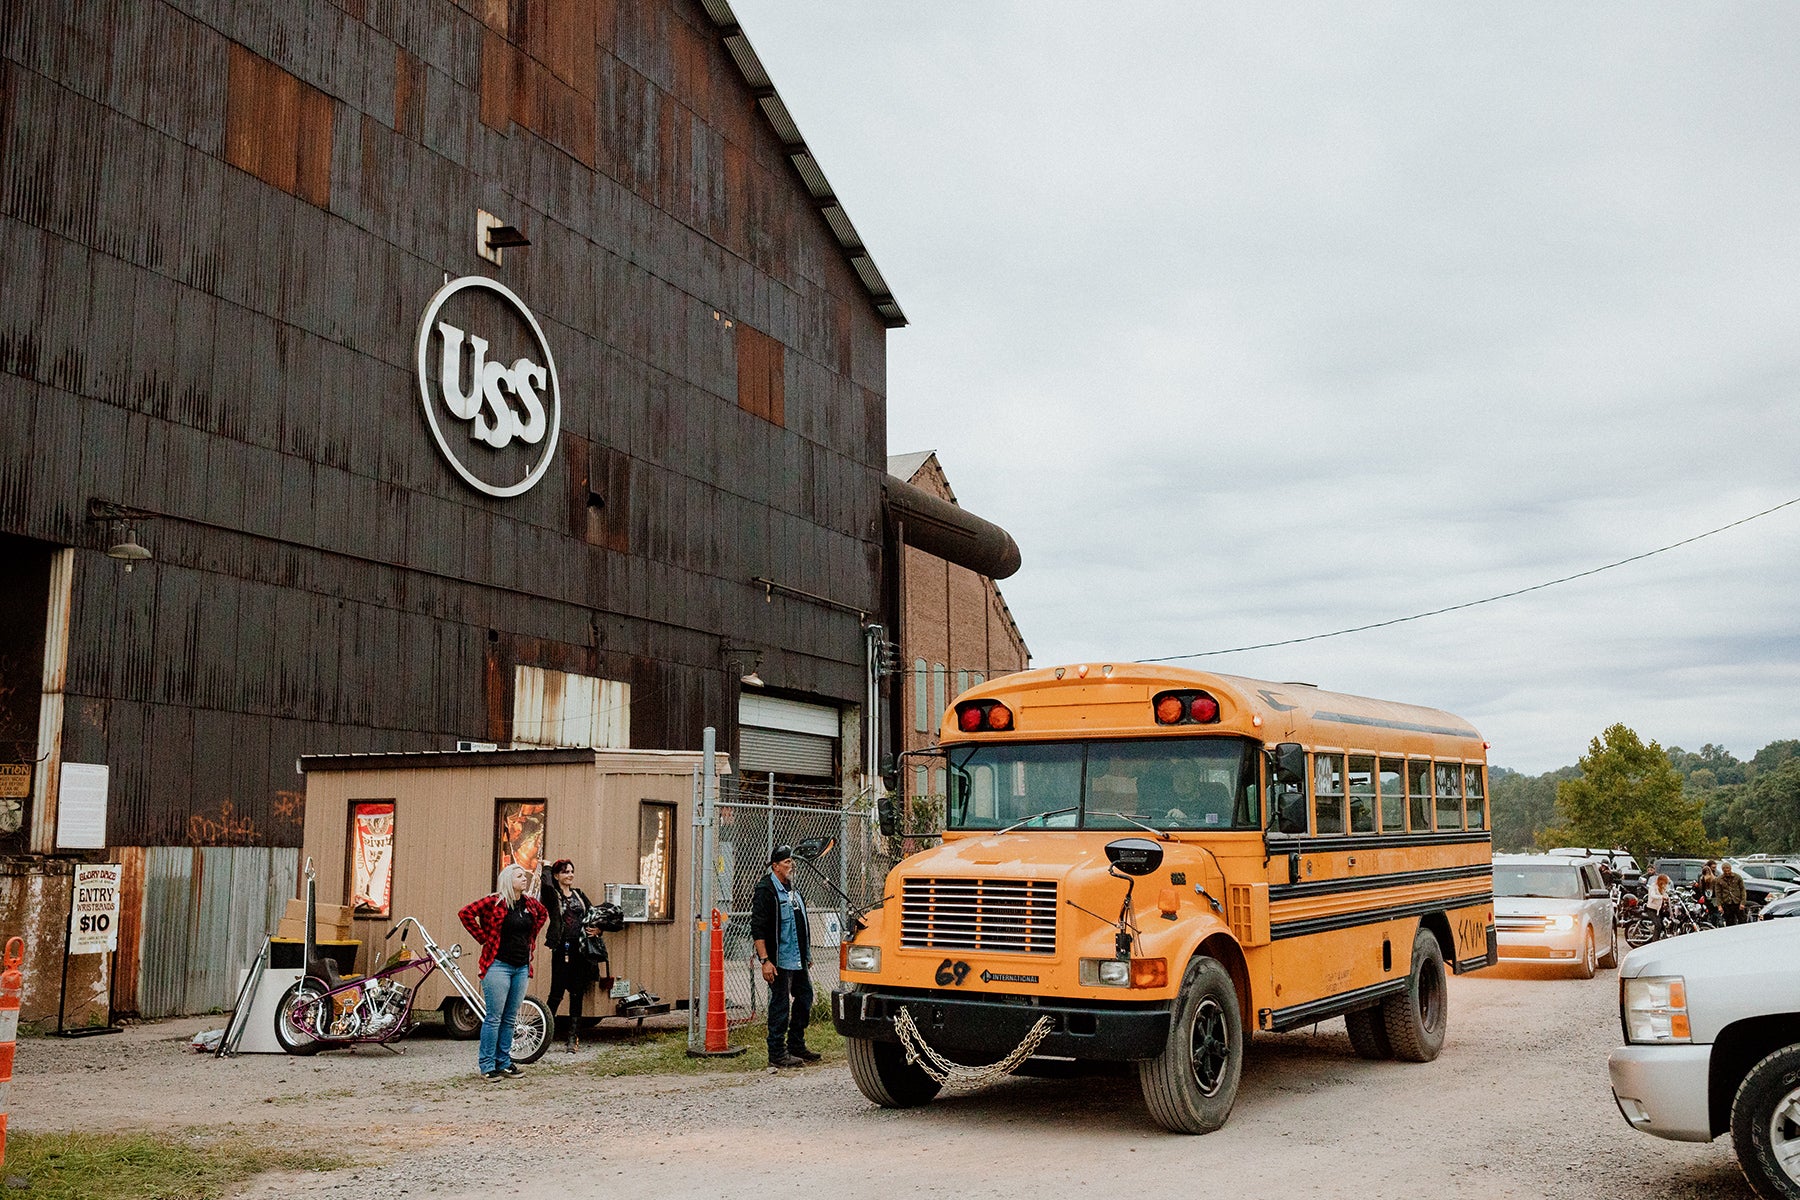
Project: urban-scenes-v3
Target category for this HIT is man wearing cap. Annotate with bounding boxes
[751,844,818,1068]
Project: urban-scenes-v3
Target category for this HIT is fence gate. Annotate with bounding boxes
[688,774,881,1051]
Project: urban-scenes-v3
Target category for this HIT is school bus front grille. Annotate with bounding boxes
[900,877,1058,954]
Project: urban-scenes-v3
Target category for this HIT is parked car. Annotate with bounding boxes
[1547,846,1641,879]
[1732,858,1800,887]
[1758,892,1800,921]
[1652,858,1797,919]
[1492,854,1617,977]
[1609,920,1800,1200]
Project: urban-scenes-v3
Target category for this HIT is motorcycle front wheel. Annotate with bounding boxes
[274,978,336,1056]
[510,996,553,1064]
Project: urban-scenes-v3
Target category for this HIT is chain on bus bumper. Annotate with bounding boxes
[832,985,1172,1062]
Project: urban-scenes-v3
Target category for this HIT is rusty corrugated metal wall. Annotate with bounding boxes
[135,845,297,1018]
[0,0,890,859]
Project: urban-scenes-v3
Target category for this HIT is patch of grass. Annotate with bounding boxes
[592,1001,845,1077]
[262,1085,354,1106]
[3,1130,352,1199]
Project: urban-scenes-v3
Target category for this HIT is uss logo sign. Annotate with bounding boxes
[415,276,562,497]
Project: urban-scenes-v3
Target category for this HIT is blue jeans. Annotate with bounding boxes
[766,965,814,1060]
[479,961,530,1073]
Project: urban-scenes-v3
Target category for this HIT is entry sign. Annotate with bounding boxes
[70,863,122,955]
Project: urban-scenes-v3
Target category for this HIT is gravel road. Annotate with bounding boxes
[14,965,1754,1199]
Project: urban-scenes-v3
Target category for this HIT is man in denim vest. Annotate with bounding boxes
[751,845,817,1068]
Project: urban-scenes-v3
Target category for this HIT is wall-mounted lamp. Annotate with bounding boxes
[106,523,151,571]
[721,645,765,689]
[88,500,153,573]
[477,209,530,265]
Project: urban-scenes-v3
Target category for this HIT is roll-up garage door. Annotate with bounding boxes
[738,695,839,778]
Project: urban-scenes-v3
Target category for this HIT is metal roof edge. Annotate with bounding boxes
[702,0,908,329]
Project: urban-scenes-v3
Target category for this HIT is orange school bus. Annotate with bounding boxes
[833,664,1494,1133]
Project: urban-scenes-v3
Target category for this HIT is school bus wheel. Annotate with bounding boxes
[1381,925,1448,1062]
[1345,1007,1394,1060]
[1138,955,1243,1134]
[847,1035,943,1108]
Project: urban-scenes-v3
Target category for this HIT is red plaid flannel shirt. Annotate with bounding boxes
[458,893,548,978]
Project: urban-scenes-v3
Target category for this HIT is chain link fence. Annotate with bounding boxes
[688,775,882,1050]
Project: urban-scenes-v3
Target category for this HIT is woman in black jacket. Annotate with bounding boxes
[540,858,602,1052]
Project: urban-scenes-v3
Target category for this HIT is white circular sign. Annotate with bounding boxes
[415,276,562,498]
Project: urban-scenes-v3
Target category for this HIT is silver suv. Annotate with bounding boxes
[1492,854,1617,977]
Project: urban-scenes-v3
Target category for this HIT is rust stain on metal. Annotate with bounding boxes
[224,44,332,208]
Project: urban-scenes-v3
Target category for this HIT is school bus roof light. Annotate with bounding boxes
[955,700,1014,733]
[1152,690,1221,726]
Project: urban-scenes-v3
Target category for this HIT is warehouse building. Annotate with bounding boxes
[0,0,1019,1020]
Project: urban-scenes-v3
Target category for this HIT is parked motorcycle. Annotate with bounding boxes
[1623,892,1714,948]
[274,916,551,1061]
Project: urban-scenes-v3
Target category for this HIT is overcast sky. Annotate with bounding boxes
[732,2,1800,774]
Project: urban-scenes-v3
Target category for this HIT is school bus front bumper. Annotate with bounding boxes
[832,984,1172,1062]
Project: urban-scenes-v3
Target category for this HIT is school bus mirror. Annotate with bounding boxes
[1272,743,1306,785]
[793,836,835,863]
[1105,837,1164,877]
[877,794,899,838]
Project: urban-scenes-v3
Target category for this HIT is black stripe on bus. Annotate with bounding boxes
[1270,863,1493,903]
[1270,830,1492,854]
[1261,978,1410,1032]
[1270,891,1494,941]
[1311,710,1482,739]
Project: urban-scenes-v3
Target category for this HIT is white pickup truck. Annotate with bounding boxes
[1608,920,1800,1200]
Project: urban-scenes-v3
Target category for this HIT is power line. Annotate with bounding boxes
[1139,493,1800,663]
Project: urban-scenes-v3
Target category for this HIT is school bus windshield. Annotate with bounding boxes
[944,737,1262,832]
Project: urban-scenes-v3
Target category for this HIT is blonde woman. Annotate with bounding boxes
[458,863,548,1080]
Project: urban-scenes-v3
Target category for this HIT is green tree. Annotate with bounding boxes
[1749,740,1800,782]
[1726,758,1800,853]
[1667,743,1746,787]
[1537,724,1723,866]
[1703,781,1756,848]
[1489,765,1577,852]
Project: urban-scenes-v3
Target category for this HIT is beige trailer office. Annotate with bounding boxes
[299,748,723,1023]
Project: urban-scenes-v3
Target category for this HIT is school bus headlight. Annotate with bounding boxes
[844,945,881,973]
[1623,976,1690,1043]
[1081,958,1132,987]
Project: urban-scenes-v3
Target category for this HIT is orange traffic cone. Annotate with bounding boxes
[0,938,23,1166]
[705,909,729,1052]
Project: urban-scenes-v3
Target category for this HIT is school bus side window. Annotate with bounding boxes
[1347,755,1375,833]
[1435,761,1464,830]
[1313,753,1345,835]
[1377,758,1405,833]
[1464,764,1486,830]
[1408,758,1432,831]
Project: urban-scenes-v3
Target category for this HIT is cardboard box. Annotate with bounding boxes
[283,898,353,927]
[276,917,352,942]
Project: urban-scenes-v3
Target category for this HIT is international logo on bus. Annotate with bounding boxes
[414,276,562,498]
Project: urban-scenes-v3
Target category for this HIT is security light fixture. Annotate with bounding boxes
[88,500,153,572]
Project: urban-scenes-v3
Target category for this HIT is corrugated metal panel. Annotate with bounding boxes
[137,846,194,1017]
[512,665,630,750]
[136,845,297,1017]
[738,727,833,777]
[29,548,73,853]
